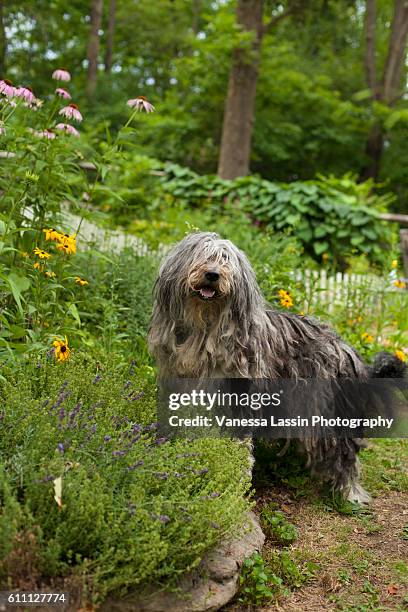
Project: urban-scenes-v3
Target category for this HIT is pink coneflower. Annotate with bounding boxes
[126,96,155,113]
[55,123,80,137]
[0,79,15,98]
[35,129,56,139]
[55,88,72,100]
[15,86,36,104]
[52,69,71,82]
[58,103,82,122]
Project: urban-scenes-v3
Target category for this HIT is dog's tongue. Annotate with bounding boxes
[199,287,215,299]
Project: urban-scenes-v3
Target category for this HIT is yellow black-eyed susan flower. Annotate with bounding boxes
[34,247,51,259]
[53,336,71,362]
[74,276,88,286]
[43,228,62,242]
[394,279,406,289]
[278,289,293,308]
[56,233,77,255]
[395,349,407,363]
[361,332,374,343]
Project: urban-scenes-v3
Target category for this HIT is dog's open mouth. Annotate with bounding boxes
[193,286,217,300]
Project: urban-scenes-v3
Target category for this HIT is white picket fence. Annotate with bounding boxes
[58,208,402,313]
[294,268,397,313]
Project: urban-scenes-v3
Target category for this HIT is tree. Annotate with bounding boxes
[86,0,104,98]
[360,0,408,181]
[0,1,6,75]
[217,1,295,180]
[104,0,116,73]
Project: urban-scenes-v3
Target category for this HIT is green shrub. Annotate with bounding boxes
[155,163,395,269]
[0,354,251,603]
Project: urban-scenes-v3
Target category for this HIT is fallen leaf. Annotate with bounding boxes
[387,584,399,595]
[53,476,62,509]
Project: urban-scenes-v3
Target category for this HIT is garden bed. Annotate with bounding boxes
[0,355,252,607]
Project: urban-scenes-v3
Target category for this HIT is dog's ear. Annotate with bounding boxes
[230,248,263,323]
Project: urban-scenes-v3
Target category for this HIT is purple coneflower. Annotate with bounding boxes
[15,86,35,104]
[59,103,82,122]
[55,87,72,100]
[55,123,80,137]
[35,129,56,140]
[52,69,71,82]
[126,96,155,113]
[0,79,15,97]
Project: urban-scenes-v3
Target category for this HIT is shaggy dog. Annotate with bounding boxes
[148,232,405,504]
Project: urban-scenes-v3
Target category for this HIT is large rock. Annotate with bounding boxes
[103,511,264,612]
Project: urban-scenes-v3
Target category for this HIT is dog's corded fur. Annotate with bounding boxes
[148,232,405,504]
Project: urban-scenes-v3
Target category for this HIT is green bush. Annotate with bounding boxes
[0,354,251,603]
[155,163,395,269]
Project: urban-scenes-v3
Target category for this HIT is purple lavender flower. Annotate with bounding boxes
[129,360,136,375]
[127,460,144,471]
[154,472,169,480]
[154,437,167,446]
[195,468,209,476]
[57,443,64,454]
[152,514,170,524]
[123,380,131,390]
[104,435,112,442]
[93,374,102,384]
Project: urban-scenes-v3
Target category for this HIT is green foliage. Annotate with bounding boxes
[238,550,318,605]
[260,507,298,545]
[0,353,251,602]
[76,249,158,357]
[238,552,283,605]
[157,163,394,268]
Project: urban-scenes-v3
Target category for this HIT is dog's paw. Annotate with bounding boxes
[346,482,372,505]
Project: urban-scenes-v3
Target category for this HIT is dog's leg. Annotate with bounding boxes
[305,437,371,505]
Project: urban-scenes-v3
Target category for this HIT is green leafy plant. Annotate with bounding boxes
[238,552,284,605]
[260,507,298,545]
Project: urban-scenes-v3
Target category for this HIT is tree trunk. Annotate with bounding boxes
[86,0,104,98]
[382,0,408,103]
[104,0,116,73]
[364,0,376,94]
[360,0,408,181]
[0,1,6,76]
[217,0,264,180]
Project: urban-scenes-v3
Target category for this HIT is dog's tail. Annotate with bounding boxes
[370,351,407,378]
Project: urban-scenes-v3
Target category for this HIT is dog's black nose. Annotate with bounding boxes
[205,271,220,282]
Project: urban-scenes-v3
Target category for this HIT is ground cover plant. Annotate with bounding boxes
[0,354,251,603]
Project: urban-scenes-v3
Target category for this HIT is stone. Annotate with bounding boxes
[102,511,264,612]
